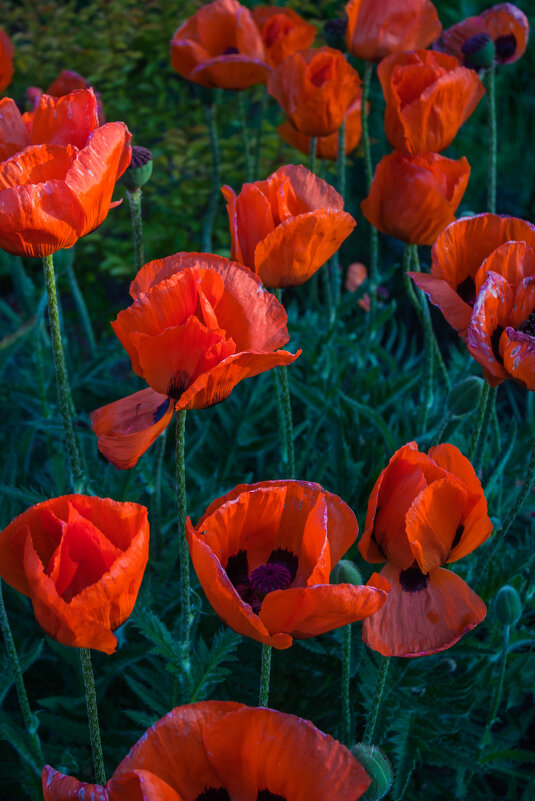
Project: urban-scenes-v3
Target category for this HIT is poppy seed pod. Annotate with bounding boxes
[331,559,363,585]
[461,33,496,69]
[447,376,484,417]
[494,585,522,626]
[351,745,393,801]
[119,145,153,190]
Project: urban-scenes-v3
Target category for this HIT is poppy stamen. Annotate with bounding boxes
[257,792,287,801]
[399,563,430,593]
[196,788,232,801]
[517,311,535,337]
[250,563,292,594]
[461,32,492,58]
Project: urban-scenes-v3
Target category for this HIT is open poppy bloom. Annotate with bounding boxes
[277,93,364,161]
[359,442,491,657]
[0,29,14,92]
[252,6,316,67]
[435,3,529,66]
[267,46,361,137]
[361,151,470,246]
[170,0,271,90]
[0,495,149,654]
[410,214,535,340]
[91,253,300,469]
[186,480,391,649]
[345,0,442,62]
[222,164,356,288]
[0,88,131,257]
[378,50,485,153]
[43,701,372,800]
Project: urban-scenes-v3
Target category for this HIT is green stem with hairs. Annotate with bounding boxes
[473,386,498,473]
[362,62,379,327]
[403,268,450,390]
[79,648,106,785]
[309,136,318,174]
[42,253,84,492]
[274,289,295,477]
[259,644,272,707]
[486,62,497,214]
[176,410,191,666]
[238,92,253,182]
[363,655,390,745]
[126,188,145,272]
[202,99,221,252]
[341,625,352,745]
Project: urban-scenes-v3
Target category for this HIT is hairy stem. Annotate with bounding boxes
[80,648,106,785]
[259,644,272,707]
[126,188,145,272]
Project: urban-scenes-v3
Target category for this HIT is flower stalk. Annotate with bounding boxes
[309,136,318,175]
[79,648,106,785]
[363,655,390,745]
[341,624,352,744]
[259,644,272,707]
[238,92,253,182]
[176,410,191,666]
[126,188,145,272]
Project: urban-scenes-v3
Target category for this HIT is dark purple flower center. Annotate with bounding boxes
[167,369,190,399]
[130,145,152,167]
[490,325,505,365]
[226,548,298,613]
[250,563,292,594]
[399,563,429,593]
[194,791,286,801]
[451,525,464,551]
[495,34,517,62]
[461,32,492,57]
[223,46,240,55]
[517,311,535,337]
[456,275,477,306]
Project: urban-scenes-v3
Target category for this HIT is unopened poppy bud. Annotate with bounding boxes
[447,376,484,417]
[120,145,153,190]
[350,744,392,801]
[461,33,495,69]
[331,559,363,585]
[494,585,522,627]
[323,17,348,51]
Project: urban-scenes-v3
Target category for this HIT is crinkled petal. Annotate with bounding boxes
[31,88,99,149]
[0,97,31,160]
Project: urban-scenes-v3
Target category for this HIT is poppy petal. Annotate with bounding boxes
[42,766,106,801]
[362,564,486,657]
[0,143,76,190]
[191,55,271,89]
[90,387,174,470]
[0,97,31,160]
[409,271,473,338]
[31,89,99,149]
[110,770,184,801]
[466,271,513,381]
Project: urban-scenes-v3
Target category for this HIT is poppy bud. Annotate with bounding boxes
[494,585,522,627]
[461,33,496,69]
[331,559,363,585]
[120,145,153,191]
[350,744,393,801]
[323,17,348,51]
[447,376,484,417]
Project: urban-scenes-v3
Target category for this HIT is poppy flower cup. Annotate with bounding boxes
[0,88,131,257]
[222,165,356,288]
[91,253,300,469]
[267,47,361,138]
[0,495,149,654]
[436,3,529,66]
[378,50,485,153]
[43,701,372,800]
[252,6,316,67]
[359,442,492,657]
[186,480,391,649]
[345,0,442,62]
[170,0,271,90]
[410,213,535,342]
[0,29,14,92]
[361,151,470,246]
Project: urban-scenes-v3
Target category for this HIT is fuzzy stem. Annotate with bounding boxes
[259,644,272,707]
[486,62,497,214]
[278,365,295,479]
[337,120,346,200]
[202,100,221,252]
[42,253,84,492]
[468,382,491,462]
[309,136,318,175]
[362,62,379,326]
[126,188,145,272]
[403,267,450,390]
[435,410,453,445]
[176,410,190,666]
[363,655,390,745]
[341,624,352,745]
[473,386,498,473]
[238,92,253,182]
[79,648,106,785]
[0,581,44,764]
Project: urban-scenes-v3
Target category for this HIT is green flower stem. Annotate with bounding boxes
[481,625,510,749]
[259,644,272,707]
[238,92,253,182]
[409,246,434,431]
[35,316,55,462]
[253,86,268,179]
[42,253,84,492]
[278,365,295,478]
[468,382,491,462]
[175,410,190,666]
[79,648,106,785]
[309,136,318,174]
[126,188,145,272]
[473,386,498,473]
[341,624,352,745]
[152,427,168,560]
[403,267,450,390]
[202,98,221,252]
[362,62,379,327]
[363,655,390,745]
[65,256,96,357]
[435,410,453,445]
[486,62,497,214]
[323,263,334,326]
[0,581,44,764]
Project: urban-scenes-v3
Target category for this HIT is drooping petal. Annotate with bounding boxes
[409,271,473,338]
[42,766,107,801]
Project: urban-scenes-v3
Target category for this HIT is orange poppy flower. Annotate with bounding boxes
[170,0,271,90]
[435,3,529,66]
[43,701,372,800]
[0,29,14,92]
[378,50,485,153]
[186,480,391,649]
[0,495,149,655]
[222,164,356,288]
[359,442,491,657]
[410,214,535,341]
[91,253,300,469]
[25,70,106,127]
[267,46,361,137]
[0,88,131,258]
[277,93,364,161]
[252,6,316,67]
[345,0,442,62]
[361,151,470,246]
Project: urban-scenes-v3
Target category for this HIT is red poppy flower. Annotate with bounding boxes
[43,701,372,800]
[267,46,361,137]
[252,6,316,67]
[222,164,356,288]
[186,480,391,649]
[277,93,364,161]
[361,151,470,246]
[25,70,106,126]
[378,50,485,153]
[0,88,131,258]
[91,253,300,469]
[410,214,535,340]
[345,0,442,62]
[358,442,491,657]
[0,495,149,654]
[170,0,271,90]
[435,3,529,66]
[0,29,14,92]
